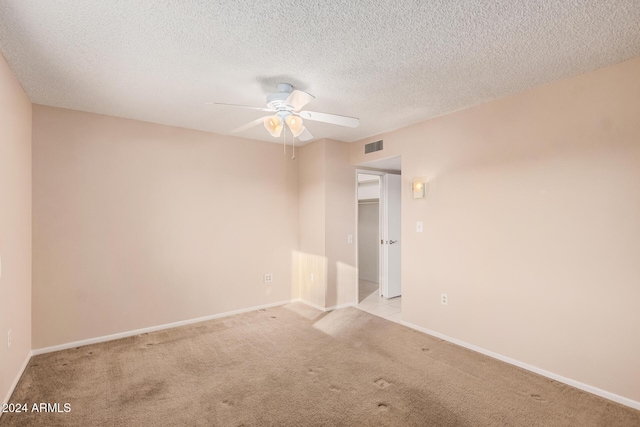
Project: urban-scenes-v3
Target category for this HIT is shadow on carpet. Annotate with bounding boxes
[2,303,639,426]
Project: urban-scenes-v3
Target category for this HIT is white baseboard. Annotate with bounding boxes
[295,298,355,312]
[327,302,356,311]
[294,298,326,311]
[2,350,33,413]
[32,299,295,356]
[24,300,638,411]
[401,320,640,411]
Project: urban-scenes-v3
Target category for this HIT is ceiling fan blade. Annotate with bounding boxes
[231,117,265,134]
[297,110,360,128]
[207,102,273,113]
[285,90,315,111]
[298,127,313,142]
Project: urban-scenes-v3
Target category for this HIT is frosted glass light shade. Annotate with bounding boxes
[412,177,426,199]
[285,115,304,137]
[264,115,283,137]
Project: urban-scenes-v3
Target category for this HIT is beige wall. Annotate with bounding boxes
[298,139,357,308]
[350,57,640,402]
[0,54,32,404]
[350,133,402,169]
[324,140,357,308]
[298,140,326,307]
[32,106,299,349]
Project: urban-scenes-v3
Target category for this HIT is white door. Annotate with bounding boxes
[380,174,402,298]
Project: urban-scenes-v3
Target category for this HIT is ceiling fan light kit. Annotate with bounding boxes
[285,114,304,137]
[263,115,283,137]
[211,82,360,144]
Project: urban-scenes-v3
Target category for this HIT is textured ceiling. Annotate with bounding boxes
[1,1,639,144]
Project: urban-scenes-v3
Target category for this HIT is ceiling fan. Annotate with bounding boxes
[209,83,360,142]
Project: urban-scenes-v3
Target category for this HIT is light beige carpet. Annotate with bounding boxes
[2,303,639,426]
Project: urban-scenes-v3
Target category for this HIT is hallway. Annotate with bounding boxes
[356,279,402,323]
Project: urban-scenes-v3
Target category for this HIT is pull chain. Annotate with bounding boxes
[281,121,295,160]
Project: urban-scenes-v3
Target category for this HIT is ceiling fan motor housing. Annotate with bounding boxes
[266,83,294,111]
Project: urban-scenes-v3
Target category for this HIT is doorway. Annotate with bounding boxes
[357,173,381,302]
[355,158,402,323]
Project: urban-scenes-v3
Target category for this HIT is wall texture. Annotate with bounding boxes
[324,139,357,308]
[32,106,299,349]
[298,139,357,309]
[297,140,327,307]
[0,54,32,404]
[350,57,640,403]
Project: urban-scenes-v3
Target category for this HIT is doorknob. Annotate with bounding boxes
[389,240,398,244]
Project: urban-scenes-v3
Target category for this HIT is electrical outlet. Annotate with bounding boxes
[347,234,353,244]
[264,274,273,283]
[7,329,11,348]
[310,273,314,282]
[441,294,448,305]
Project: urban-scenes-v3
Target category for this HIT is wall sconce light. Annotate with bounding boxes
[412,177,426,199]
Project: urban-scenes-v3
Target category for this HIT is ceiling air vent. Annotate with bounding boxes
[364,140,383,154]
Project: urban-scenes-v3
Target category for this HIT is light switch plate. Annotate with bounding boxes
[416,221,424,232]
